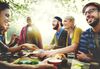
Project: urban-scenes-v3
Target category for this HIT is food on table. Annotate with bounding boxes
[13,57,39,65]
[53,53,66,59]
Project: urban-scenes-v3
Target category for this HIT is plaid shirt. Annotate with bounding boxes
[78,28,100,61]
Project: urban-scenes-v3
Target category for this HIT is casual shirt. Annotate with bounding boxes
[78,28,100,62]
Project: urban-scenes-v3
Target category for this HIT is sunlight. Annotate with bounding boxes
[7,0,99,45]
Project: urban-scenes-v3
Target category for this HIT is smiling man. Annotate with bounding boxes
[50,16,67,49]
[77,2,100,64]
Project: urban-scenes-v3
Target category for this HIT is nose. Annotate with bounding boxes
[85,13,92,20]
[8,19,11,22]
[52,22,55,26]
[5,22,9,28]
[86,14,92,19]
[7,18,10,22]
[5,20,10,26]
[85,12,91,17]
[7,23,9,26]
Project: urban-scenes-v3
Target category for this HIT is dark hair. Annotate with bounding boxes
[0,1,9,11]
[82,2,100,14]
[54,16,63,26]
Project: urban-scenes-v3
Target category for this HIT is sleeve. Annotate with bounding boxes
[50,35,55,45]
[37,31,43,49]
[17,27,25,45]
[0,40,9,52]
[78,32,89,54]
[72,28,82,44]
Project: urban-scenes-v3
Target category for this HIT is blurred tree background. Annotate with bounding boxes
[0,0,100,44]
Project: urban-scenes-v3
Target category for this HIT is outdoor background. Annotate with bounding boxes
[1,0,100,46]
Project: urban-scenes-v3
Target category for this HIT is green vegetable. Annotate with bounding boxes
[17,58,39,65]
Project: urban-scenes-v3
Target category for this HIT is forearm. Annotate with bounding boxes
[0,61,56,69]
[28,44,39,50]
[53,45,76,54]
[38,35,43,49]
[21,43,39,50]
[0,61,11,69]
[8,46,22,53]
[38,41,43,49]
[81,56,93,62]
[12,64,56,69]
[0,61,38,69]
[8,42,17,47]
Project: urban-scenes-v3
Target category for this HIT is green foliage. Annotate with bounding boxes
[0,0,99,44]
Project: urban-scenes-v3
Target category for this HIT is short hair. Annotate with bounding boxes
[65,16,75,22]
[54,16,63,26]
[82,2,100,14]
[0,1,9,11]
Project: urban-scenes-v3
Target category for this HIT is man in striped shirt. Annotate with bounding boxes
[77,2,100,63]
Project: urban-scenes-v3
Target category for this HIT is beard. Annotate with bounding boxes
[89,18,99,27]
[53,22,59,30]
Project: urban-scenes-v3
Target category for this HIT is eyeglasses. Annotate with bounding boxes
[84,8,98,16]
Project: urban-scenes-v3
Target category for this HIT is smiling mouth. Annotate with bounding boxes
[87,17,94,23]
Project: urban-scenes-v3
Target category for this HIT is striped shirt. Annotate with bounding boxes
[78,28,100,61]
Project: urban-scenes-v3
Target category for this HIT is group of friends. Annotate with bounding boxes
[0,1,100,69]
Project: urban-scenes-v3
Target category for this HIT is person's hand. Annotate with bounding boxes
[31,50,51,59]
[36,63,57,69]
[11,34,19,41]
[21,43,39,50]
[9,34,19,46]
[76,51,91,61]
[38,50,57,58]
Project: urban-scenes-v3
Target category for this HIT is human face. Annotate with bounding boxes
[63,18,73,30]
[52,18,59,30]
[0,9,10,32]
[84,6,100,27]
[27,17,32,25]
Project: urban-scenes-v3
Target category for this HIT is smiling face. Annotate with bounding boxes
[0,9,10,32]
[27,17,32,25]
[84,6,100,27]
[63,17,74,30]
[52,18,59,30]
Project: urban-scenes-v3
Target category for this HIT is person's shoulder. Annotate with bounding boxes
[81,28,92,36]
[74,27,83,34]
[75,27,82,31]
[20,26,27,31]
[22,25,27,29]
[62,29,67,32]
[61,28,67,34]
[83,28,92,33]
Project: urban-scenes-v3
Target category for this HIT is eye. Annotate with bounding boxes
[5,13,9,18]
[84,8,98,15]
[64,20,67,22]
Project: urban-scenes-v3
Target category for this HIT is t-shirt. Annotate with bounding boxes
[78,28,100,62]
[66,27,82,46]
[0,34,8,53]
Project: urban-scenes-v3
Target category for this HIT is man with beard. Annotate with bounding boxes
[18,16,43,49]
[77,2,100,65]
[50,16,67,49]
